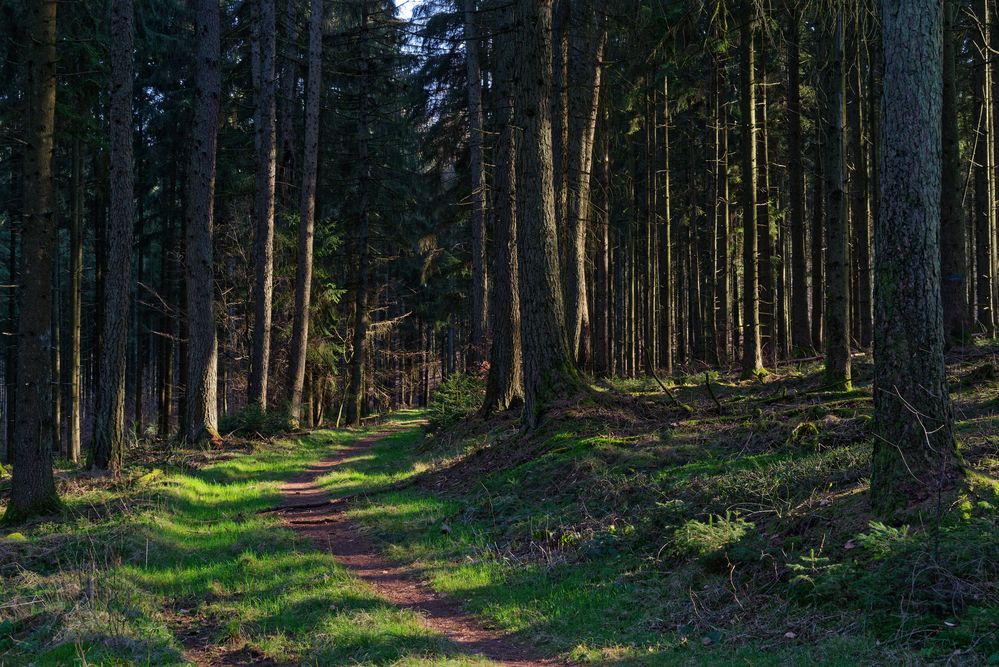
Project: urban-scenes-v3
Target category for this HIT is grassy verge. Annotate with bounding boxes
[322,352,999,665]
[0,411,486,666]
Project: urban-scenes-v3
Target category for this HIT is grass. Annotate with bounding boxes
[2,347,999,665]
[317,352,999,665]
[0,412,492,666]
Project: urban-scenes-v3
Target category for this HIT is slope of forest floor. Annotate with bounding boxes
[0,344,998,665]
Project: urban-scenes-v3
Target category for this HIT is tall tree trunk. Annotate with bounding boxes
[564,0,607,365]
[51,238,61,454]
[482,6,523,413]
[740,0,763,375]
[249,0,278,409]
[93,0,135,472]
[974,0,995,335]
[872,0,961,514]
[658,78,673,375]
[276,0,300,205]
[847,4,873,349]
[786,0,810,353]
[6,0,60,520]
[346,14,373,427]
[513,0,580,430]
[941,0,970,345]
[465,0,488,362]
[185,0,221,444]
[594,101,610,375]
[756,43,774,364]
[68,136,83,462]
[811,121,825,348]
[821,8,852,391]
[288,0,323,425]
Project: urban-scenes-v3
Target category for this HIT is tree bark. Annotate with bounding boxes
[482,6,523,414]
[564,0,607,365]
[288,0,323,425]
[740,0,763,375]
[974,0,995,335]
[821,7,852,391]
[6,0,60,520]
[873,0,961,514]
[249,0,278,409]
[513,0,580,430]
[185,0,221,444]
[93,0,135,472]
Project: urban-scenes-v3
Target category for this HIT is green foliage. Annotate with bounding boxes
[218,405,294,437]
[427,373,485,432]
[855,521,910,559]
[669,512,754,559]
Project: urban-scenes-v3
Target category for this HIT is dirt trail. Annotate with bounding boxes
[278,427,566,667]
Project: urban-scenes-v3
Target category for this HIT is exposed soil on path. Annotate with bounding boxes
[277,427,568,667]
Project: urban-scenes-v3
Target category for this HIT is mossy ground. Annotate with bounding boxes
[1,344,998,665]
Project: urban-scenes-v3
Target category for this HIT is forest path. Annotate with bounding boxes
[276,425,567,667]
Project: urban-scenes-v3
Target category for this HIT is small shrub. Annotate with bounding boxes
[856,521,910,560]
[670,511,754,559]
[427,372,485,432]
[218,405,294,437]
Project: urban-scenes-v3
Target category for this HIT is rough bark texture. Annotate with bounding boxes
[873,0,961,514]
[513,0,580,430]
[821,9,852,391]
[465,0,488,363]
[811,121,825,347]
[739,0,763,375]
[941,0,970,345]
[288,0,323,425]
[6,0,60,520]
[658,79,673,376]
[249,0,278,409]
[564,0,607,365]
[93,0,135,472]
[185,0,221,444]
[482,9,523,414]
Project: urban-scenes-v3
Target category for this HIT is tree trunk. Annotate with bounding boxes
[68,136,82,461]
[786,0,810,353]
[821,8,852,391]
[345,14,373,427]
[465,0,488,363]
[482,6,523,414]
[564,0,607,365]
[93,0,135,472]
[249,0,278,409]
[974,0,995,335]
[872,0,961,514]
[941,0,970,345]
[513,0,580,430]
[288,0,323,425]
[185,0,221,444]
[6,0,60,520]
[740,0,763,375]
[658,78,673,375]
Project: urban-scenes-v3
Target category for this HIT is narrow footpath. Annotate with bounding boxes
[278,427,566,667]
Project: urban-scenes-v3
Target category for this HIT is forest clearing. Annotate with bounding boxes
[2,0,999,663]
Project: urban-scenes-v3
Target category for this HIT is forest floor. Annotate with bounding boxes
[1,342,998,665]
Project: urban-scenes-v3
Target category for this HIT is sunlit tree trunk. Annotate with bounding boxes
[786,0,810,354]
[740,0,763,375]
[249,0,278,409]
[288,0,323,425]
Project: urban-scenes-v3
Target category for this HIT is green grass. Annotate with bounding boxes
[0,414,493,666]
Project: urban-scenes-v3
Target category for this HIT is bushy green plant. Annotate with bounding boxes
[670,511,754,559]
[218,404,294,437]
[427,372,485,432]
